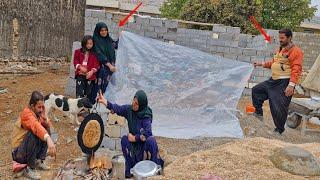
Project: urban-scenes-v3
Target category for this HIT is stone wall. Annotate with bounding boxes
[0,0,86,59]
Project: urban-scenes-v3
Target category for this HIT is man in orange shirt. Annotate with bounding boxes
[11,91,56,179]
[253,29,303,135]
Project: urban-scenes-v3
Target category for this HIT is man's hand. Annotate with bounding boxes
[128,133,136,142]
[86,70,94,79]
[253,62,263,68]
[97,91,107,106]
[285,85,295,97]
[46,137,56,157]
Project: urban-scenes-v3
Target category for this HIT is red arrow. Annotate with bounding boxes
[118,2,143,27]
[249,16,271,43]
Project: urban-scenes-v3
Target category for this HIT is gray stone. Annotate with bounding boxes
[224,41,239,47]
[145,32,158,39]
[270,146,320,176]
[218,33,233,41]
[164,20,178,28]
[163,34,177,41]
[223,54,237,60]
[216,46,230,53]
[207,40,225,46]
[112,155,125,180]
[106,12,113,19]
[257,50,273,56]
[243,49,257,56]
[115,139,121,151]
[120,127,129,137]
[212,24,227,33]
[237,55,251,63]
[85,10,92,17]
[177,28,186,33]
[65,78,76,97]
[135,16,150,25]
[100,137,116,150]
[66,137,73,144]
[149,19,164,27]
[155,27,168,33]
[91,10,106,19]
[226,27,241,34]
[86,17,99,25]
[242,87,252,96]
[50,62,61,70]
[229,47,243,55]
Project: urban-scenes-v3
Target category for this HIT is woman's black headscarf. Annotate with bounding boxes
[127,90,153,135]
[93,22,116,64]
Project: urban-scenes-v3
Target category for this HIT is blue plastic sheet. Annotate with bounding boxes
[105,31,253,139]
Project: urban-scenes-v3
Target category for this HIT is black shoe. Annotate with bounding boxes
[125,174,133,178]
[268,128,282,136]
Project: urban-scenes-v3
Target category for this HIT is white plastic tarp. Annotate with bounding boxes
[105,31,253,139]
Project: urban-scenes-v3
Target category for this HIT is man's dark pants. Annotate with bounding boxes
[252,78,292,133]
[12,132,47,169]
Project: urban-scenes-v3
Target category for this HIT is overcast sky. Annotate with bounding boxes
[312,0,320,16]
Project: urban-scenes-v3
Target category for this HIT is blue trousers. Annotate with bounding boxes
[121,135,164,177]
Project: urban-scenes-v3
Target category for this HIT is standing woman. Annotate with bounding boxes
[93,22,118,98]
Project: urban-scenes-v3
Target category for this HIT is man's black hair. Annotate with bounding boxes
[29,91,44,106]
[279,29,293,38]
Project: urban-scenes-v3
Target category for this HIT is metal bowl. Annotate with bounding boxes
[130,160,161,180]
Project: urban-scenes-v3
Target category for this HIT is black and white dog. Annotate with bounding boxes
[44,93,93,125]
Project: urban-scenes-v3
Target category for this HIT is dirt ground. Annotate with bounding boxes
[1,65,320,179]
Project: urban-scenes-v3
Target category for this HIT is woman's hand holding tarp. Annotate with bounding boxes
[106,62,117,72]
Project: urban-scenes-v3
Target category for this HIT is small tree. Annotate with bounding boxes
[261,0,316,31]
[179,0,263,33]
[160,0,188,19]
[160,0,316,34]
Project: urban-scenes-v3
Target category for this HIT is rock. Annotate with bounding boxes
[50,62,61,70]
[244,127,256,136]
[5,110,12,114]
[111,155,125,180]
[0,87,7,94]
[269,146,320,176]
[66,137,73,144]
[12,80,17,84]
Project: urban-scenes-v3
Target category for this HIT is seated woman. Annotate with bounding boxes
[97,90,164,178]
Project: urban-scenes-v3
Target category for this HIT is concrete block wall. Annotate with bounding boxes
[84,9,275,87]
[84,9,320,88]
[100,113,129,151]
